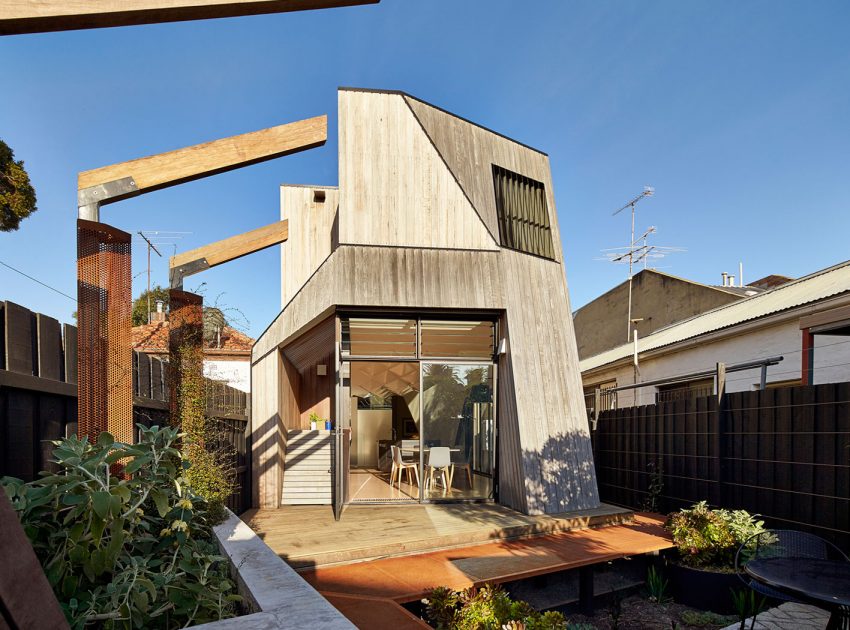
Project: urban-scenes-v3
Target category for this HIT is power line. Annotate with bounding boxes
[0,259,76,302]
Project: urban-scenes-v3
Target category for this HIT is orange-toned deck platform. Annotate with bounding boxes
[243,502,634,569]
[298,513,673,629]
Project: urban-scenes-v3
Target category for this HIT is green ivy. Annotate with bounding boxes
[1,425,240,628]
[172,340,236,524]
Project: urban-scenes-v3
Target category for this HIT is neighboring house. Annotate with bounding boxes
[131,320,254,392]
[573,269,763,360]
[251,87,599,516]
[580,260,850,408]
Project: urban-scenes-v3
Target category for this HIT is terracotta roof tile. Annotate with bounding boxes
[132,321,254,356]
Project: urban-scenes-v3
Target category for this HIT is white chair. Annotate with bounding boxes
[390,445,419,489]
[426,447,452,493]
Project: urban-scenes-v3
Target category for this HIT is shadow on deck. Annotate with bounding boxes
[242,502,634,570]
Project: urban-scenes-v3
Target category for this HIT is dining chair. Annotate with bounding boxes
[426,446,452,493]
[450,454,473,489]
[390,445,419,489]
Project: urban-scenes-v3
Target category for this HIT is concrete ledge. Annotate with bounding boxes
[193,509,355,629]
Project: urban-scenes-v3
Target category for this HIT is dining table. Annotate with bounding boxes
[744,557,850,629]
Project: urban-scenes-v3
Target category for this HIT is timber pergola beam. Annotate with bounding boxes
[169,219,289,288]
[77,115,327,220]
[0,0,378,36]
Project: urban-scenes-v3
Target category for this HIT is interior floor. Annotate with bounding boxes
[349,467,493,502]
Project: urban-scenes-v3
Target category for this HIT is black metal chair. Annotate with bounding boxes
[736,529,850,604]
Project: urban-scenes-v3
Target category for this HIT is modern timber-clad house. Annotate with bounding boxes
[251,88,600,517]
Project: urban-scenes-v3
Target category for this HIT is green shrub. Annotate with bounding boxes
[1,425,240,629]
[422,584,570,630]
[665,501,771,569]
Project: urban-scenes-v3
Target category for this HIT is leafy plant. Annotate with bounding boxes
[730,588,766,630]
[641,461,664,513]
[646,565,670,604]
[1,425,240,628]
[422,584,569,630]
[665,501,770,570]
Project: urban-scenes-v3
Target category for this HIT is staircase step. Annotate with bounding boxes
[282,497,331,505]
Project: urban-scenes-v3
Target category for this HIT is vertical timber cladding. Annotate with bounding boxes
[168,290,203,426]
[77,219,133,445]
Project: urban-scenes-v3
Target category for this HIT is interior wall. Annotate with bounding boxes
[350,409,392,468]
[298,350,334,427]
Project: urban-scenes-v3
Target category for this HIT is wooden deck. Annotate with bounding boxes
[242,502,633,569]
[302,513,674,629]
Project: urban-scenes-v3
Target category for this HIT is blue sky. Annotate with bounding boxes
[2,0,849,338]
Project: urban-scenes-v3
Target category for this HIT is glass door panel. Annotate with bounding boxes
[348,361,421,502]
[421,363,494,500]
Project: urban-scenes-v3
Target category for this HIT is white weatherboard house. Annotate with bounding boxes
[581,260,850,408]
[250,88,599,517]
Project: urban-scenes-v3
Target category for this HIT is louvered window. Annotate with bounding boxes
[492,165,555,259]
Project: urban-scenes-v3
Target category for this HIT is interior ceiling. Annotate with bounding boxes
[351,361,419,399]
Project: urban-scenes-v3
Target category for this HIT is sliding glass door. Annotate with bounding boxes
[421,363,495,501]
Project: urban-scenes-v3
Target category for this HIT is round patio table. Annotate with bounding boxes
[744,557,850,630]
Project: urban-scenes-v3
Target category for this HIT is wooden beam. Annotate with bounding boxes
[78,116,326,204]
[0,0,379,36]
[171,218,289,271]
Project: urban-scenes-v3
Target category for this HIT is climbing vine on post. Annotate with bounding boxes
[168,289,234,523]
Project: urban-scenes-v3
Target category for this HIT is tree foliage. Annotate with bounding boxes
[132,286,170,326]
[0,139,38,232]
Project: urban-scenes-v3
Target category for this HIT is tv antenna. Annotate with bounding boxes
[608,186,656,342]
[137,230,192,322]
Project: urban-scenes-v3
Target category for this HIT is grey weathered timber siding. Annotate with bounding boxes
[255,244,599,513]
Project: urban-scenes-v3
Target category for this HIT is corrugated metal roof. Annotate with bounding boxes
[580,259,850,373]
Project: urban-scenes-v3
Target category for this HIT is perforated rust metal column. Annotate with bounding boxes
[77,219,133,444]
[168,289,204,427]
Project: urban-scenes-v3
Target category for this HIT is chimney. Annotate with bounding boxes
[721,272,728,286]
[729,275,735,287]
[150,299,166,323]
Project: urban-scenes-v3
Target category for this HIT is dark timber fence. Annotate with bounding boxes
[0,300,252,514]
[592,381,850,551]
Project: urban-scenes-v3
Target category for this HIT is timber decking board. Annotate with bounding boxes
[301,513,672,607]
[0,0,379,35]
[243,503,632,569]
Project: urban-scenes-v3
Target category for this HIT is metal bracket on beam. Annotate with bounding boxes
[170,258,210,290]
[77,176,138,221]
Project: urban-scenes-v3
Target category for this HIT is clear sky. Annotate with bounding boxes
[2,0,849,339]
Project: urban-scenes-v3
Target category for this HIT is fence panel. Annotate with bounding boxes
[593,381,850,551]
[0,300,252,513]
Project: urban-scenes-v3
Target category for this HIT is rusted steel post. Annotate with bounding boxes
[76,220,133,445]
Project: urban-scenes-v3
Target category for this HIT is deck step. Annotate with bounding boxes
[281,497,332,505]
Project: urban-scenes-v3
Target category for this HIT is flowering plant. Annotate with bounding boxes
[1,425,240,628]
